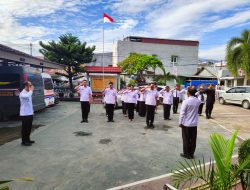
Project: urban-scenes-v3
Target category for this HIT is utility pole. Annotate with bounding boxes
[30,43,33,56]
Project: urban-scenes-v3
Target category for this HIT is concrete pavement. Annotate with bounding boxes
[0,102,242,190]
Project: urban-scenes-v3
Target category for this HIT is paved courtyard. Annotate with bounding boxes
[0,101,248,190]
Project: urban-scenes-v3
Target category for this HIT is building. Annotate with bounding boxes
[113,36,199,76]
[88,52,113,67]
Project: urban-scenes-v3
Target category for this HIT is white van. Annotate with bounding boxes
[41,73,55,107]
[218,86,250,109]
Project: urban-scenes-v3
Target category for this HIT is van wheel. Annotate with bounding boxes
[219,97,225,105]
[242,100,250,109]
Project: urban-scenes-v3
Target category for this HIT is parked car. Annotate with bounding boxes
[218,86,250,109]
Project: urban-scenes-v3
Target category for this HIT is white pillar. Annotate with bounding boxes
[234,79,237,87]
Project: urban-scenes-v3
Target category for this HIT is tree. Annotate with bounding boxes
[155,72,178,85]
[226,29,250,85]
[39,33,95,92]
[117,53,166,85]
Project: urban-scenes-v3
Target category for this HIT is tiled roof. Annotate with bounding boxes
[85,66,122,73]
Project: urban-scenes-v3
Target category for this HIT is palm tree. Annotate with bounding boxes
[226,29,250,86]
[39,33,95,92]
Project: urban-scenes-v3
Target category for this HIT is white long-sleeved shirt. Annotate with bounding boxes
[179,96,201,127]
[172,89,181,98]
[196,91,206,104]
[124,90,138,104]
[139,92,145,102]
[103,88,117,104]
[180,89,188,100]
[144,89,159,106]
[19,89,34,116]
[160,90,173,105]
[79,86,92,102]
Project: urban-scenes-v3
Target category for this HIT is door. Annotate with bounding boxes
[224,88,235,103]
[234,87,246,104]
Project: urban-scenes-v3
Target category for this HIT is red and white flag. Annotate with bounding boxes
[103,13,114,23]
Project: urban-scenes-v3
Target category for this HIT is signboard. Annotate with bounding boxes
[91,75,117,92]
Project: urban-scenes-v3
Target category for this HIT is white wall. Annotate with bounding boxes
[113,40,199,76]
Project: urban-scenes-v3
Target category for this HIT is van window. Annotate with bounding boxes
[44,78,53,90]
[246,87,250,93]
[227,88,236,93]
[0,74,20,89]
[235,87,246,93]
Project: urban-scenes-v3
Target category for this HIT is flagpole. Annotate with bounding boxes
[102,22,105,89]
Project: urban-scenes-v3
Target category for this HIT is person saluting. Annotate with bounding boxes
[19,81,35,146]
[103,82,117,122]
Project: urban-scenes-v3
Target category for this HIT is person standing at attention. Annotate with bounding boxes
[141,83,159,128]
[179,89,201,159]
[160,86,173,120]
[172,85,181,114]
[75,80,93,123]
[205,84,216,119]
[138,87,146,117]
[196,86,206,116]
[19,81,35,146]
[103,82,117,122]
[124,84,138,121]
[119,86,128,117]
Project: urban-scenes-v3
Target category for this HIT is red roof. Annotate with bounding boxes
[124,36,199,46]
[85,66,122,73]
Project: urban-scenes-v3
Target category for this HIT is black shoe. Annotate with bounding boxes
[164,118,167,120]
[150,124,155,129]
[81,120,85,123]
[180,153,192,159]
[111,120,114,122]
[29,140,35,143]
[85,119,88,123]
[167,118,171,120]
[22,142,32,146]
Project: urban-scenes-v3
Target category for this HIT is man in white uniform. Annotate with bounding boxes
[103,82,117,122]
[142,83,159,128]
[179,89,201,159]
[75,80,93,123]
[123,84,138,121]
[172,85,181,114]
[19,81,35,146]
[160,86,173,120]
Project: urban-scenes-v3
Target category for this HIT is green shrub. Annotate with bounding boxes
[238,138,250,167]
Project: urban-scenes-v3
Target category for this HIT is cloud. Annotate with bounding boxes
[110,0,164,14]
[199,44,226,60]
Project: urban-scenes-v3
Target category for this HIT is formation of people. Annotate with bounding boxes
[19,80,216,159]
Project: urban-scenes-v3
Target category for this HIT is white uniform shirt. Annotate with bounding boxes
[144,89,159,106]
[121,90,129,103]
[125,90,138,104]
[139,92,145,102]
[180,89,188,100]
[179,96,201,127]
[103,88,117,104]
[160,90,173,105]
[79,86,92,102]
[19,89,34,116]
[196,91,206,104]
[172,89,181,98]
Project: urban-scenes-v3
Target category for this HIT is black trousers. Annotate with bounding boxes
[136,101,140,112]
[182,126,197,156]
[205,102,214,118]
[122,101,127,115]
[106,104,115,121]
[127,103,135,119]
[21,115,33,143]
[81,101,90,120]
[198,103,204,115]
[139,101,146,117]
[163,104,171,119]
[146,105,156,125]
[173,97,179,113]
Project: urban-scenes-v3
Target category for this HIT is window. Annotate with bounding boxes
[227,88,236,93]
[246,87,250,93]
[0,74,20,89]
[235,87,246,93]
[44,78,53,90]
[171,55,178,64]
